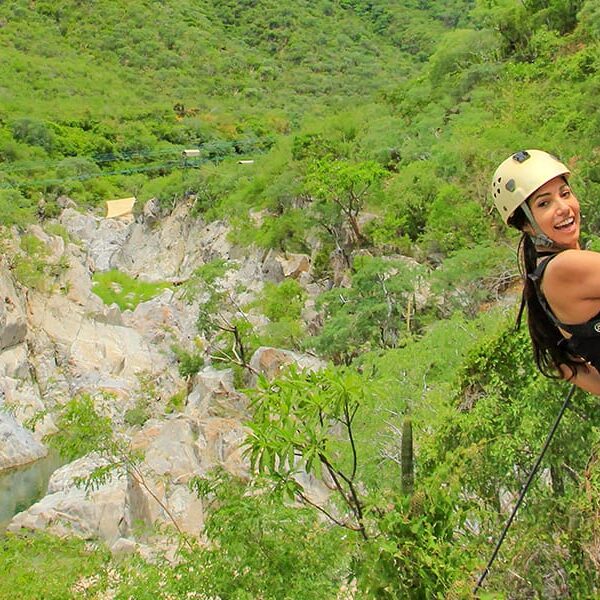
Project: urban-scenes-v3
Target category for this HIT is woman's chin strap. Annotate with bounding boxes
[521,203,556,248]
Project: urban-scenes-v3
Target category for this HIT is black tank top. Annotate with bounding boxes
[529,254,600,371]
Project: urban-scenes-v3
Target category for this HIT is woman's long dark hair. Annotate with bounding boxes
[510,207,586,379]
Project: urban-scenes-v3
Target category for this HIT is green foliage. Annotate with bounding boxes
[11,118,54,153]
[165,388,187,414]
[372,160,442,246]
[312,255,425,363]
[43,222,71,244]
[354,486,474,598]
[232,208,312,253]
[178,470,347,599]
[421,184,493,254]
[171,344,205,378]
[0,191,36,227]
[91,269,172,311]
[11,234,68,293]
[0,0,439,215]
[182,258,230,304]
[579,0,600,40]
[44,393,113,461]
[182,258,261,369]
[123,398,151,428]
[418,316,600,593]
[430,242,515,318]
[0,532,111,600]
[428,28,500,86]
[4,1,600,597]
[246,365,373,538]
[97,470,346,599]
[305,158,386,247]
[251,278,308,349]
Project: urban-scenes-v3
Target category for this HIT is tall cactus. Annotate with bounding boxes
[401,416,414,495]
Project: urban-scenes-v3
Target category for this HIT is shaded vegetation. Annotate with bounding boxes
[3,0,600,597]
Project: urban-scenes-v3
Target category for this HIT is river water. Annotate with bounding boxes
[0,451,64,532]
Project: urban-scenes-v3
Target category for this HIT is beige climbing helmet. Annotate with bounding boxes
[491,149,570,225]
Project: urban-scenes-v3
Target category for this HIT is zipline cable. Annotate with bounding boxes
[0,139,267,190]
[473,383,576,595]
[0,136,271,175]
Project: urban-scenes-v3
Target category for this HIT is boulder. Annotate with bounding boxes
[249,346,326,382]
[0,411,47,471]
[8,454,130,544]
[186,367,247,418]
[277,253,311,279]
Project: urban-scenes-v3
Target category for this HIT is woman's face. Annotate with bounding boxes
[527,176,581,249]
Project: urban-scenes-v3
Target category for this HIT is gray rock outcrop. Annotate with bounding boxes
[0,411,47,470]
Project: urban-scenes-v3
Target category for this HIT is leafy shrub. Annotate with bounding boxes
[251,278,308,348]
[11,234,68,292]
[0,190,36,228]
[430,243,515,318]
[312,255,425,363]
[123,403,150,427]
[165,389,187,414]
[44,394,113,461]
[11,118,54,153]
[579,0,600,40]
[92,270,172,311]
[171,344,205,378]
[55,156,100,180]
[231,208,311,253]
[0,532,111,599]
[258,278,306,322]
[421,184,492,255]
[379,161,442,242]
[428,28,500,86]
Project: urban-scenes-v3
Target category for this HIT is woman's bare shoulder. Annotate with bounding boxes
[546,249,600,278]
[545,249,600,299]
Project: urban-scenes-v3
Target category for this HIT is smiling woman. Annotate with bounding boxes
[492,149,600,395]
[527,177,580,249]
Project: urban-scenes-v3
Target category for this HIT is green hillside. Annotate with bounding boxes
[3,0,600,597]
[0,0,477,209]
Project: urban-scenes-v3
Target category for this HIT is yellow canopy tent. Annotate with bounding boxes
[105,197,136,219]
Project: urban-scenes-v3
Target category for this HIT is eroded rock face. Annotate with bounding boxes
[186,367,248,419]
[0,203,343,549]
[59,208,132,272]
[27,292,168,381]
[0,411,47,470]
[7,413,249,544]
[249,346,326,383]
[0,267,27,353]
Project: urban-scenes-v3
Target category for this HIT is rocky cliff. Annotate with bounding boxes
[1,199,328,554]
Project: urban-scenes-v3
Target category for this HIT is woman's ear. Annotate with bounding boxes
[522,222,534,236]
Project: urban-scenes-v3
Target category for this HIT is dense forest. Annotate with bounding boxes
[2,0,600,597]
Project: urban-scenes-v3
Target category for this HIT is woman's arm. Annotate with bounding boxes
[560,362,600,396]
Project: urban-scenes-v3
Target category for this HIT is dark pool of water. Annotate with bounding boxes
[0,450,65,532]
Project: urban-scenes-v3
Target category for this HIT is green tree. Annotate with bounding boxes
[305,158,386,251]
[245,365,371,539]
[312,255,424,363]
[421,184,492,254]
[182,470,346,599]
[253,278,307,349]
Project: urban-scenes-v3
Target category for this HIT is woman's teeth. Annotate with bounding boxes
[555,217,574,229]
